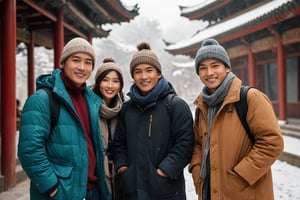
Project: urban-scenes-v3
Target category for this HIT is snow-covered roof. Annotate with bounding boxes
[166,0,291,51]
[180,0,217,14]
[171,60,194,68]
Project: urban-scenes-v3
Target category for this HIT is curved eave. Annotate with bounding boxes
[94,0,139,23]
[82,0,112,22]
[180,0,230,20]
[166,1,299,57]
[166,44,200,57]
[107,0,139,21]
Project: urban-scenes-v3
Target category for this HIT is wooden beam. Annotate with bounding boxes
[22,0,87,39]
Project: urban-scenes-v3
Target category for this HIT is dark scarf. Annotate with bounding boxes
[128,76,169,106]
[200,72,235,200]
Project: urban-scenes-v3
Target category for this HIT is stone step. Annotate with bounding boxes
[279,151,300,168]
[286,118,300,125]
[280,118,300,140]
[280,123,300,132]
[281,129,300,139]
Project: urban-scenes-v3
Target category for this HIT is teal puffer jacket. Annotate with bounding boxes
[18,69,111,200]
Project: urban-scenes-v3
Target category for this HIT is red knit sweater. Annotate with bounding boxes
[61,73,97,190]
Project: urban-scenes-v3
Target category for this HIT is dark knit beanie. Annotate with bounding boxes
[195,38,231,75]
[130,42,161,77]
[59,37,96,68]
[94,57,123,82]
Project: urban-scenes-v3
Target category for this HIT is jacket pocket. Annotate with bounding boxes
[49,184,63,200]
[148,166,184,198]
[225,170,254,199]
[53,164,73,179]
[119,165,135,196]
[53,164,74,198]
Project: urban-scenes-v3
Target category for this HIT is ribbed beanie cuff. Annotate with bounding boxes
[130,42,161,77]
[59,37,96,68]
[94,57,123,82]
[195,39,231,75]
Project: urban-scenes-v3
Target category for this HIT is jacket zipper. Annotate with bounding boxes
[148,114,152,137]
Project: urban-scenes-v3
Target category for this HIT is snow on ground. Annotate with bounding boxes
[283,136,300,155]
[184,160,300,200]
[184,135,300,200]
[272,160,300,200]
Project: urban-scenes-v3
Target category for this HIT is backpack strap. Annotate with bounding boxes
[165,93,176,122]
[194,107,200,126]
[42,87,60,131]
[234,86,255,144]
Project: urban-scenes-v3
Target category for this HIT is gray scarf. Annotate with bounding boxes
[200,72,235,181]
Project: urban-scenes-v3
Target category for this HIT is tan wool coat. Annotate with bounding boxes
[189,77,284,200]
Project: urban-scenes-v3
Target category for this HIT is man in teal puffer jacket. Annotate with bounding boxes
[18,37,111,200]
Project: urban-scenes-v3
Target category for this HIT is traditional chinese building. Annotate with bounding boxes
[0,0,138,191]
[166,0,300,121]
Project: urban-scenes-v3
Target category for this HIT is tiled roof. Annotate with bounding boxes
[166,0,292,51]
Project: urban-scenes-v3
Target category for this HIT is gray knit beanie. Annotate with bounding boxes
[94,57,123,82]
[59,37,96,68]
[195,38,231,75]
[130,42,161,77]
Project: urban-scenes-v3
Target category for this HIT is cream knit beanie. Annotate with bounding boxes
[59,37,96,68]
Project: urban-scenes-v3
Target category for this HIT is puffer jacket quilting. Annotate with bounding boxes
[18,69,111,200]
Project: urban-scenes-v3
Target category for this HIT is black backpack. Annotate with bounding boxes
[42,87,60,131]
[195,86,255,144]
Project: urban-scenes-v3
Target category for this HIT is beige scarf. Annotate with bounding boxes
[99,94,122,192]
[99,94,123,152]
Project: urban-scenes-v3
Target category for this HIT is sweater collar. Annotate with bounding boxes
[61,72,86,95]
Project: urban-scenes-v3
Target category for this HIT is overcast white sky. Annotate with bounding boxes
[121,0,200,25]
[120,0,207,42]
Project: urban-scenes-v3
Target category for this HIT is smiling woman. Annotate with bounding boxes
[92,57,125,199]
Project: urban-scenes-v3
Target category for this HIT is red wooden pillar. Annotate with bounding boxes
[241,38,256,86]
[28,33,35,96]
[276,35,287,121]
[1,0,17,190]
[248,49,256,87]
[55,8,64,69]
